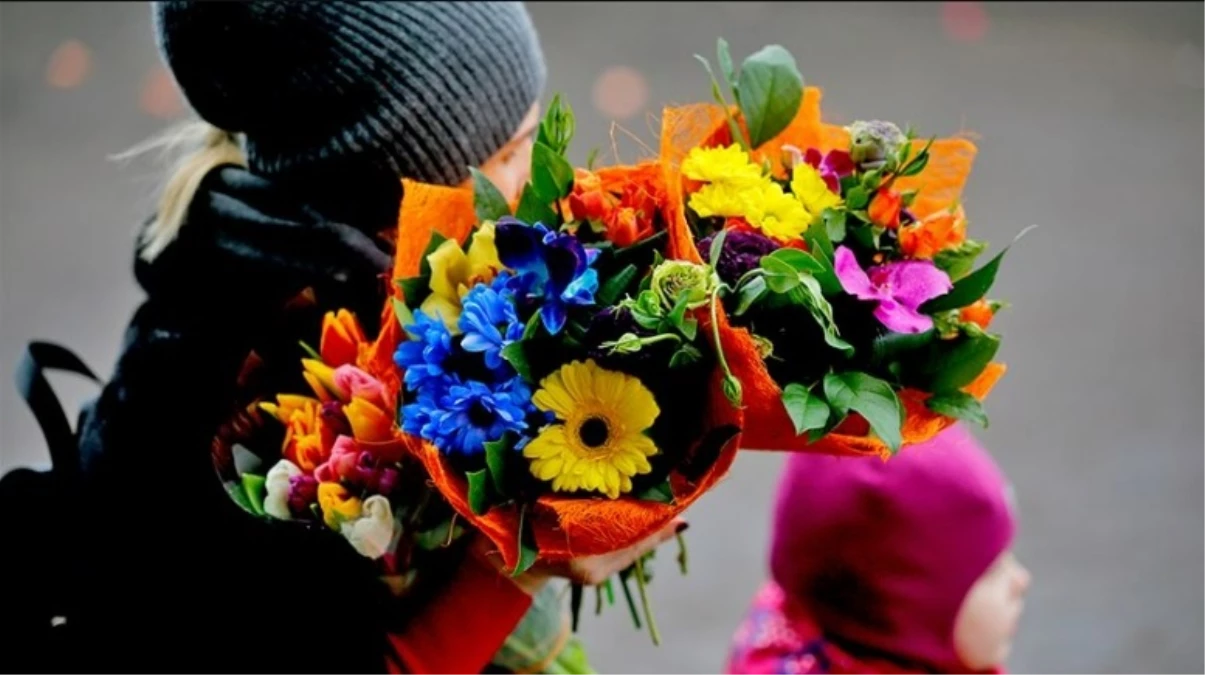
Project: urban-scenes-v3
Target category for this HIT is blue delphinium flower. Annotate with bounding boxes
[494,217,599,335]
[458,272,525,372]
[393,309,455,392]
[426,378,533,456]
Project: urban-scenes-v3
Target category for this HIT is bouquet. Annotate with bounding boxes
[658,39,1018,457]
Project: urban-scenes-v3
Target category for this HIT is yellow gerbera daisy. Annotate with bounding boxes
[523,359,661,500]
[682,144,764,187]
[790,163,843,223]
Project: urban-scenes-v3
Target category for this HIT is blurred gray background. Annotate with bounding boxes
[1,2,1202,673]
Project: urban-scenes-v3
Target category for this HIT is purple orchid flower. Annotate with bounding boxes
[494,217,599,335]
[833,246,952,334]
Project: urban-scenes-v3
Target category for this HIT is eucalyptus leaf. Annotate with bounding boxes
[782,384,832,436]
[823,372,904,452]
[467,469,491,516]
[737,45,804,148]
[470,167,512,223]
[926,390,989,428]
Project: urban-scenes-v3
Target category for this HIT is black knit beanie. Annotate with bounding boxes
[151,1,547,186]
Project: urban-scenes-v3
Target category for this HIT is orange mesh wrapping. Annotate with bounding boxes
[380,176,747,571]
[658,87,1004,458]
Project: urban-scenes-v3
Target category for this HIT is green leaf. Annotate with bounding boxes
[501,342,534,382]
[768,248,825,275]
[224,480,257,516]
[241,474,266,516]
[737,45,804,148]
[669,343,703,368]
[666,290,691,332]
[734,276,768,316]
[792,274,854,356]
[926,391,989,429]
[298,340,321,361]
[392,297,417,335]
[397,276,430,308]
[515,184,557,226]
[531,142,575,202]
[846,186,870,210]
[905,330,1001,393]
[924,225,1035,312]
[900,149,930,177]
[708,228,729,268]
[823,372,904,452]
[467,469,491,516]
[870,330,937,367]
[598,264,639,306]
[781,384,832,436]
[933,239,987,282]
[512,503,539,577]
[807,409,849,444]
[635,477,675,504]
[485,436,512,498]
[717,38,737,96]
[823,208,847,243]
[760,255,801,293]
[418,232,449,278]
[469,167,512,223]
[586,147,601,171]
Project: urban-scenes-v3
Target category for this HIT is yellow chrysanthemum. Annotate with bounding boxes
[744,181,811,242]
[682,145,764,187]
[523,359,661,500]
[790,163,843,222]
[688,182,751,219]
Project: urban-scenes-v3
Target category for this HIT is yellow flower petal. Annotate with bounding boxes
[682,145,764,186]
[466,221,501,283]
[426,239,471,304]
[419,293,463,335]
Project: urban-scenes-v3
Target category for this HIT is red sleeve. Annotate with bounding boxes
[384,552,533,674]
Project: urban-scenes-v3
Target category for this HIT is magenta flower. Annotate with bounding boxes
[784,146,853,194]
[834,245,952,334]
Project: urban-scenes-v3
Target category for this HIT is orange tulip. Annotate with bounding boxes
[900,205,968,259]
[344,397,394,443]
[960,299,997,329]
[868,189,903,230]
[320,309,367,367]
[317,482,362,529]
[274,396,338,472]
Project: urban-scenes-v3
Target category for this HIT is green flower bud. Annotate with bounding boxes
[847,120,907,171]
[651,260,717,311]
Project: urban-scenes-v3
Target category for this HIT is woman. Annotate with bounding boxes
[65,2,680,672]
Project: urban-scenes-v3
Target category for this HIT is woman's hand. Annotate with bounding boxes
[469,518,689,596]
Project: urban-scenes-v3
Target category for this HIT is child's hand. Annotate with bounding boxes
[470,518,688,595]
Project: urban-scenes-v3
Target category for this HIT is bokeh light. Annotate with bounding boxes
[45,39,92,89]
[140,65,185,119]
[941,2,989,44]
[592,66,650,121]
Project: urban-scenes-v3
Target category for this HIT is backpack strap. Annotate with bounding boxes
[13,341,101,478]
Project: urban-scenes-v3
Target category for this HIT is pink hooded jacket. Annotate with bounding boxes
[727,424,1016,674]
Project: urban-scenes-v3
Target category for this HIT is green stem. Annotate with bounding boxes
[619,574,642,630]
[595,585,604,616]
[732,268,764,293]
[676,532,689,576]
[634,557,661,646]
[710,288,742,408]
[600,332,682,355]
[604,579,615,606]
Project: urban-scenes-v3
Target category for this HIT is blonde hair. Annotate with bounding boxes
[114,121,248,262]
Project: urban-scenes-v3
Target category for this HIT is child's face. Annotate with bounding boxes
[953,549,1032,671]
[472,103,542,203]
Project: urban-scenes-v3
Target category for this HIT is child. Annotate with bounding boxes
[727,424,1031,675]
[49,2,680,673]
